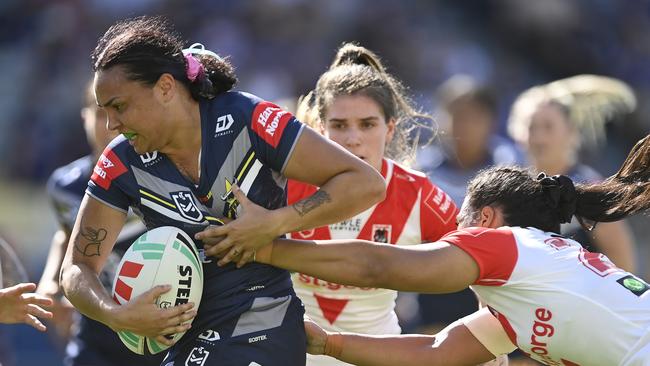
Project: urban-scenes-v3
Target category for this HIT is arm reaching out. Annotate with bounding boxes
[255,237,479,294]
[0,283,53,331]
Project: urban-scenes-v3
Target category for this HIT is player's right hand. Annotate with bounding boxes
[110,285,196,345]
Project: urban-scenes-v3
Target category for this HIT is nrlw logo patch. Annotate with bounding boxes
[171,191,204,222]
[251,101,293,147]
[185,346,210,366]
[215,114,235,137]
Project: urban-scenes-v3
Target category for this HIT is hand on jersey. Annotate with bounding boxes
[110,285,196,346]
[0,283,53,331]
[197,184,282,268]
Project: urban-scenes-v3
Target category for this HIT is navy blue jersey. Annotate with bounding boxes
[87,92,305,353]
[48,155,163,365]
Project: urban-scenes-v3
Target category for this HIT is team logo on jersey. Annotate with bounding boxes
[171,191,204,222]
[139,151,161,166]
[91,149,127,190]
[251,101,293,147]
[185,346,210,366]
[372,224,392,243]
[215,114,235,137]
[544,236,570,250]
[221,178,240,219]
[617,275,650,296]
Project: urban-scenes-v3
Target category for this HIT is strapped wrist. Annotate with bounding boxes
[324,332,344,359]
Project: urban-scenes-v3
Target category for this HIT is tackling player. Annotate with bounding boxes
[253,134,650,365]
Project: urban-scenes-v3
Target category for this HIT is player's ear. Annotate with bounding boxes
[154,73,176,103]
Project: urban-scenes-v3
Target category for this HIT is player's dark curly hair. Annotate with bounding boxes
[314,42,433,166]
[465,135,650,233]
[92,16,237,100]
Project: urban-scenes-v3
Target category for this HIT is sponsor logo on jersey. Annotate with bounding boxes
[617,275,650,296]
[91,149,127,190]
[139,151,161,166]
[171,191,204,222]
[248,334,267,343]
[251,101,293,147]
[372,224,392,243]
[198,329,220,343]
[215,114,235,136]
[424,185,455,224]
[185,346,210,366]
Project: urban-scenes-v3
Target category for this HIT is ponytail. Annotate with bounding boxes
[575,135,650,223]
[315,42,433,166]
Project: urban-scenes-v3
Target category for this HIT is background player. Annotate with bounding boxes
[508,75,638,272]
[286,43,458,366]
[37,80,163,365]
[60,16,385,366]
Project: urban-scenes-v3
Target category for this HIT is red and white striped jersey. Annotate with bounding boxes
[443,226,650,366]
[288,159,458,336]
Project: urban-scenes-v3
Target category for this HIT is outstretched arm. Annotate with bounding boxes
[256,238,479,294]
[305,314,500,366]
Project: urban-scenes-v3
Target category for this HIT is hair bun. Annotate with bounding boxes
[537,173,577,223]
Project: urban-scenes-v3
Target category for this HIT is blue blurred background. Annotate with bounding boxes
[0,0,649,364]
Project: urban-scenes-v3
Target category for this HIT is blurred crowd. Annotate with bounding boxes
[1,0,650,180]
[1,1,649,365]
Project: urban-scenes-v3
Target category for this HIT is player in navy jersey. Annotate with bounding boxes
[60,16,385,366]
[38,80,164,366]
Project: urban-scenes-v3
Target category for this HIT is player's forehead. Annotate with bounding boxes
[93,66,135,106]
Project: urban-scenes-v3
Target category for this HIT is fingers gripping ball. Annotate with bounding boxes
[111,226,204,354]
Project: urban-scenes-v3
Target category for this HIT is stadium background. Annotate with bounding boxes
[0,0,648,364]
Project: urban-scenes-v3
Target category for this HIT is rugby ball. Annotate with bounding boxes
[111,226,204,354]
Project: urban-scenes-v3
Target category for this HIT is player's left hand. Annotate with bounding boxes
[197,184,282,268]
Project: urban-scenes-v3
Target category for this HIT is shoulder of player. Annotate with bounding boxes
[47,155,94,195]
[441,226,515,242]
[389,159,440,189]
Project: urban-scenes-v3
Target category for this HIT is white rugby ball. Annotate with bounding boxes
[111,226,204,354]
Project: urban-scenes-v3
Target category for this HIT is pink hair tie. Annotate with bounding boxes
[184,53,204,82]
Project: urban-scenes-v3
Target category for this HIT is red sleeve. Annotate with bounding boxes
[420,179,459,242]
[286,179,318,206]
[440,227,518,286]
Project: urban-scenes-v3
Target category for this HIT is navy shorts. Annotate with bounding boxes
[164,295,306,366]
[65,316,164,366]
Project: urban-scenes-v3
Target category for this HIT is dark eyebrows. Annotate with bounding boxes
[97,96,119,108]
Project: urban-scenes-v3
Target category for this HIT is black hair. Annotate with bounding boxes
[91,16,237,100]
[466,135,650,233]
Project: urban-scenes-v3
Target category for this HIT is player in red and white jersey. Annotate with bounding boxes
[287,43,458,366]
[252,134,650,365]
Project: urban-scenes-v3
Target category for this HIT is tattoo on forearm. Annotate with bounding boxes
[293,190,332,217]
[74,226,107,257]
